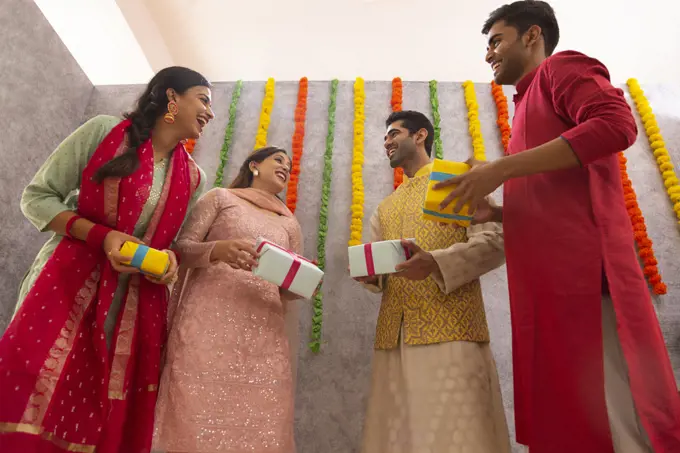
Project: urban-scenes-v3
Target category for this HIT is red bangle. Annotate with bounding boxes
[64,215,82,239]
[86,224,112,251]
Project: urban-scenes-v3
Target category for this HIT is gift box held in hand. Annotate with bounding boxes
[348,239,415,278]
[423,159,474,227]
[120,242,169,278]
[252,237,324,299]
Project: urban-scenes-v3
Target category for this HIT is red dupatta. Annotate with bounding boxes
[0,119,200,453]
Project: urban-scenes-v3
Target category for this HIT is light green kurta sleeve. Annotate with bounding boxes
[188,166,207,217]
[20,115,120,232]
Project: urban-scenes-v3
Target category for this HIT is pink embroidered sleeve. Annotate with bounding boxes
[549,51,638,166]
[174,188,224,268]
[281,218,303,393]
[280,219,305,303]
[288,220,304,256]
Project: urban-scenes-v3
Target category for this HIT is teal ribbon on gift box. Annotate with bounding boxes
[425,171,474,221]
[429,171,457,182]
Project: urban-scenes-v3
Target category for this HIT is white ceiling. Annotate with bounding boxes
[35,0,680,85]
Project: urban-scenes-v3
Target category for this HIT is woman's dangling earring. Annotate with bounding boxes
[164,100,179,124]
[253,169,259,177]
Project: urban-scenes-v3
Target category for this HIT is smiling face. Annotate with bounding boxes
[250,151,291,194]
[384,120,419,169]
[169,85,214,139]
[485,20,536,85]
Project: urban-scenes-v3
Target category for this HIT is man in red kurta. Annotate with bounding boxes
[435,1,680,452]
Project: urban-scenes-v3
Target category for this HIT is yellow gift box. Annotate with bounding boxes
[422,159,474,227]
[120,242,169,278]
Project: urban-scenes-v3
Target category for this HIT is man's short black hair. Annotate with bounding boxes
[482,0,560,56]
[385,110,434,157]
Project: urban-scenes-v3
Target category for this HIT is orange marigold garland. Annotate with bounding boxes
[618,153,667,295]
[391,77,404,190]
[184,138,196,154]
[490,81,510,155]
[286,77,309,213]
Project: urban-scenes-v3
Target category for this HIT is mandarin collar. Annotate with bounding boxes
[512,65,541,103]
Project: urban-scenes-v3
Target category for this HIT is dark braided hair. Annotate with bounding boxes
[92,66,211,183]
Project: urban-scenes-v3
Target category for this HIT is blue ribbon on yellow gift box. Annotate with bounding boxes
[422,159,474,227]
[120,242,169,278]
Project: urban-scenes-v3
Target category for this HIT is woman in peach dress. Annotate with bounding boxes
[153,147,302,453]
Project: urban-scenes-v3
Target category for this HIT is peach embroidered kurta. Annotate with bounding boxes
[153,188,302,453]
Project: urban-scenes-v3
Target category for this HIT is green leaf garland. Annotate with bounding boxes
[429,80,444,160]
[309,79,338,352]
[214,80,243,187]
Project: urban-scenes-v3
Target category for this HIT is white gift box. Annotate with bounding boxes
[348,239,416,278]
[252,237,324,299]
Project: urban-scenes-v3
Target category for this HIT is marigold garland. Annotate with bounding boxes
[286,77,308,213]
[349,77,366,247]
[184,138,196,154]
[462,81,486,161]
[214,80,243,187]
[254,78,275,149]
[391,77,404,190]
[491,81,511,155]
[618,153,667,294]
[309,79,338,353]
[429,80,444,160]
[627,78,680,225]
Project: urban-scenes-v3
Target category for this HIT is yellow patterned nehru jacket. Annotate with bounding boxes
[373,167,490,350]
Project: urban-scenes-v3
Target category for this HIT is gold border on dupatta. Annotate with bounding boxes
[141,157,174,245]
[0,422,96,452]
[102,138,127,227]
[19,269,100,428]
[107,277,140,400]
[103,177,121,227]
[108,141,173,400]
[188,158,200,197]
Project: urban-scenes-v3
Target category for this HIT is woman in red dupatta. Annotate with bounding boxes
[0,66,213,453]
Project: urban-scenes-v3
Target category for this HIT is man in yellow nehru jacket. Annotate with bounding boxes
[354,110,510,453]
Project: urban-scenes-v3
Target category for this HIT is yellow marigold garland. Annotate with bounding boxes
[462,81,486,161]
[254,78,275,149]
[349,77,366,247]
[627,78,680,224]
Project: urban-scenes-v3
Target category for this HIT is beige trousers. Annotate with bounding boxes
[601,296,653,453]
[361,329,511,453]
[526,296,653,453]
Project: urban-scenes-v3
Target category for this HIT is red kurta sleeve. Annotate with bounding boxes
[548,51,638,166]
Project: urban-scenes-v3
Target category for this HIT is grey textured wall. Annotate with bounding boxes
[0,0,93,331]
[4,76,680,453]
[83,80,680,452]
